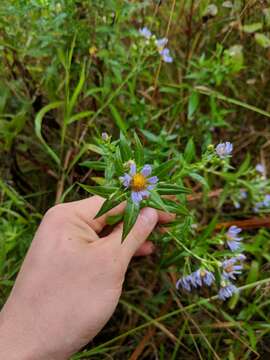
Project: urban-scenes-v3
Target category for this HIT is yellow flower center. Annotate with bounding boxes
[131,173,147,191]
[200,270,206,277]
[224,264,234,273]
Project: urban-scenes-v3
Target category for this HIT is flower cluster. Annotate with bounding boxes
[215,142,233,158]
[139,26,173,63]
[176,224,246,301]
[226,225,242,251]
[119,162,158,204]
[218,255,246,300]
[176,269,215,292]
[254,194,270,212]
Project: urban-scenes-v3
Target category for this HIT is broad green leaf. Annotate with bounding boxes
[109,104,128,134]
[133,132,144,166]
[35,101,63,166]
[122,199,140,241]
[79,184,118,197]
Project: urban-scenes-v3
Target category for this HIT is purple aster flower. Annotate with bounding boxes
[176,275,192,292]
[176,269,215,291]
[160,48,173,63]
[263,194,270,207]
[218,282,238,301]
[240,190,247,199]
[155,37,168,50]
[139,27,152,39]
[236,254,246,261]
[101,132,109,141]
[226,225,243,251]
[222,258,243,280]
[119,163,158,204]
[215,142,233,158]
[256,163,265,175]
[234,201,241,209]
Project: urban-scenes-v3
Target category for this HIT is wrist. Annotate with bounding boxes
[0,311,36,360]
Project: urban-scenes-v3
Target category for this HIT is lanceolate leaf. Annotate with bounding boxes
[157,183,192,195]
[79,184,118,197]
[122,199,140,241]
[154,159,176,179]
[133,132,144,166]
[35,101,63,166]
[95,192,126,218]
[119,132,132,162]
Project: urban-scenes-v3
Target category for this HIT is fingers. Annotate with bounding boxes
[134,241,155,257]
[107,207,158,264]
[69,196,126,233]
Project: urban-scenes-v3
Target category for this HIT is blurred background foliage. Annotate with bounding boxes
[1,0,270,359]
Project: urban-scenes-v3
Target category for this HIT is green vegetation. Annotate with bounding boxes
[1,0,270,358]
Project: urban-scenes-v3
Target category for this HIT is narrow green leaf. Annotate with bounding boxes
[79,184,118,197]
[154,159,176,179]
[95,192,126,218]
[35,101,63,166]
[67,62,86,117]
[184,138,196,163]
[119,132,132,162]
[157,183,192,195]
[114,146,124,174]
[122,199,140,241]
[79,161,105,170]
[188,92,199,119]
[133,132,144,166]
[189,172,209,190]
[67,110,94,124]
[109,104,128,134]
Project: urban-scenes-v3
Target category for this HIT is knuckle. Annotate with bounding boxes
[44,203,71,223]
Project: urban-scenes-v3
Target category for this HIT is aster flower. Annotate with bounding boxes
[155,37,168,50]
[160,48,173,63]
[139,26,152,39]
[222,258,243,280]
[240,189,247,199]
[101,132,109,141]
[176,275,192,292]
[119,163,158,204]
[263,194,270,207]
[226,225,243,251]
[256,163,265,175]
[215,142,233,158]
[218,282,238,301]
[176,269,215,291]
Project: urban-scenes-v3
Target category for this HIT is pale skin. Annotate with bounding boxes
[0,196,172,359]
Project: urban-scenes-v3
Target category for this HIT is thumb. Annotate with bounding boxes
[108,207,158,264]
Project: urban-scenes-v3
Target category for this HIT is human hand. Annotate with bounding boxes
[0,196,171,359]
